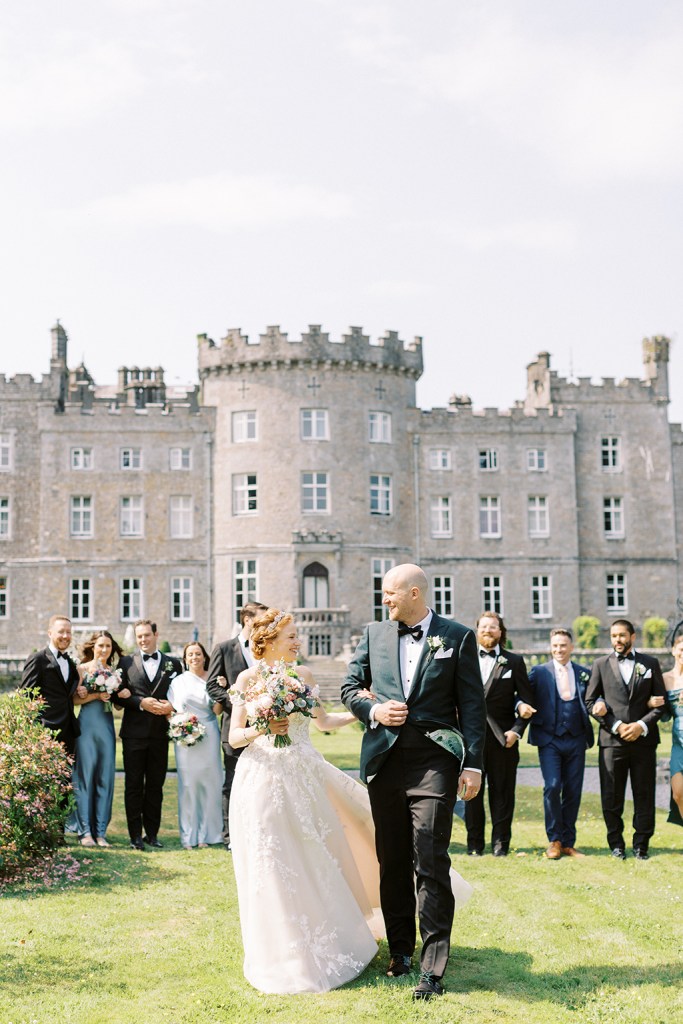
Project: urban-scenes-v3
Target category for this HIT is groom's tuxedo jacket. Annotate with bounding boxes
[116,652,182,741]
[585,651,666,749]
[480,650,534,748]
[341,613,486,783]
[206,636,249,758]
[21,647,81,754]
[527,660,594,749]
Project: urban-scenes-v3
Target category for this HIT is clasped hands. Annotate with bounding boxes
[592,698,644,741]
[140,696,173,716]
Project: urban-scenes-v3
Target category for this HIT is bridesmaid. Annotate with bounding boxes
[168,642,223,849]
[649,633,683,827]
[73,630,129,847]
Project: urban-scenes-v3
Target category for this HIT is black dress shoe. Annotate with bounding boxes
[143,835,163,849]
[386,955,412,977]
[611,847,626,860]
[413,973,444,1000]
[467,848,483,857]
[129,837,145,851]
[492,842,508,857]
[633,848,649,861]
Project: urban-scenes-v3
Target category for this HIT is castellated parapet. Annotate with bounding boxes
[197,324,423,379]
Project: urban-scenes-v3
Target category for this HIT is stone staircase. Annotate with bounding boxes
[306,658,348,703]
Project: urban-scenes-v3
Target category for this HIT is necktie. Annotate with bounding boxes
[479,649,496,658]
[556,662,571,701]
[398,623,423,641]
[143,653,158,662]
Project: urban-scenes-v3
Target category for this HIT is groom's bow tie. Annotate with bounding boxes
[398,622,423,641]
[479,648,496,658]
[617,652,634,662]
[56,651,69,660]
[143,653,159,662]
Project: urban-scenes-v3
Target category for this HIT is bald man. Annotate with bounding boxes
[342,563,486,1000]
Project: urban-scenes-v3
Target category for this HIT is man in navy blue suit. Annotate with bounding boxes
[528,628,594,859]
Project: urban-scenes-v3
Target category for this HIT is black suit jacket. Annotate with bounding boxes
[481,649,534,748]
[341,613,486,783]
[116,652,182,741]
[20,647,81,752]
[206,636,249,757]
[585,651,666,748]
[528,660,595,749]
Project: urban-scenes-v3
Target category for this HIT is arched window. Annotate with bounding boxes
[302,561,329,609]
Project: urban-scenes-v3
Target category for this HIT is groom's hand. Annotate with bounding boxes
[372,700,409,727]
[458,769,481,801]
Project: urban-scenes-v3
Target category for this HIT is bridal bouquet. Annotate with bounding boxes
[229,659,319,748]
[168,712,206,746]
[83,665,123,696]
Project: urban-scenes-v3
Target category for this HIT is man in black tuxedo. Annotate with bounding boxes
[206,601,267,850]
[21,614,83,757]
[116,619,182,850]
[585,618,666,860]
[528,628,594,859]
[465,612,535,857]
[341,564,486,1001]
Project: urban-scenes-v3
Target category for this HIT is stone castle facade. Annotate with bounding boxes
[0,323,681,655]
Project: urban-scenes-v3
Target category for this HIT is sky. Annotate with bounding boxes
[2,0,682,422]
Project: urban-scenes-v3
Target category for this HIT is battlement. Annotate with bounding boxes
[0,371,60,402]
[197,324,423,378]
[417,403,576,433]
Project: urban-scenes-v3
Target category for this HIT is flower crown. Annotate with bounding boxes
[265,612,286,634]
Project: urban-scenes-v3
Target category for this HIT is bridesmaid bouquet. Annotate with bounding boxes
[229,659,319,748]
[83,666,123,696]
[168,712,206,746]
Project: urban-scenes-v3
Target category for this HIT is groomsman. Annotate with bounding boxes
[206,601,267,850]
[465,612,535,857]
[116,620,182,850]
[528,628,595,859]
[21,614,83,756]
[585,619,666,860]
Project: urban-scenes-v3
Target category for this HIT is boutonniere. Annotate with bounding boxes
[634,662,646,679]
[579,670,590,684]
[496,655,507,667]
[426,636,446,655]
[161,662,178,679]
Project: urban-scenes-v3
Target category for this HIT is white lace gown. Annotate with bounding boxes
[229,713,382,994]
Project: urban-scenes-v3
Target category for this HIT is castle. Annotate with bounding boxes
[0,323,680,655]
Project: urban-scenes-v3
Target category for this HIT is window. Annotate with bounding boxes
[528,496,549,537]
[527,448,546,471]
[433,576,453,617]
[479,496,501,537]
[70,496,93,537]
[70,578,91,621]
[120,577,142,620]
[120,447,142,470]
[169,447,192,470]
[429,449,452,470]
[0,498,8,538]
[601,437,621,472]
[71,447,93,470]
[370,474,392,516]
[232,411,257,443]
[603,497,624,538]
[301,409,329,440]
[482,576,503,614]
[234,559,258,615]
[430,497,452,538]
[606,572,628,612]
[371,557,394,622]
[531,575,552,618]
[0,433,12,471]
[308,634,332,656]
[0,576,7,617]
[301,472,329,513]
[170,496,193,538]
[233,474,258,515]
[120,496,143,536]
[303,561,329,607]
[479,449,498,471]
[171,576,193,621]
[368,411,392,443]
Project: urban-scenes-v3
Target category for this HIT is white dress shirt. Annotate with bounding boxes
[241,632,255,670]
[142,650,161,681]
[478,644,499,685]
[49,643,70,682]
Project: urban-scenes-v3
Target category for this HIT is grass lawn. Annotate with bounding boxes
[2,732,681,1024]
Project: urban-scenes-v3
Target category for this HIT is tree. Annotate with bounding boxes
[572,616,601,649]
[642,617,668,648]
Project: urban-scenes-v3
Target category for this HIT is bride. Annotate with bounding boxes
[228,608,382,994]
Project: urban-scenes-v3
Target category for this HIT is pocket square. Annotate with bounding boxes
[502,670,512,679]
[642,668,652,679]
[434,647,453,659]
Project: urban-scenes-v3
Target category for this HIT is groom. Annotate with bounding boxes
[341,564,486,1000]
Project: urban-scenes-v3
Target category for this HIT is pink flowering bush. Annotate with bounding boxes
[0,689,74,881]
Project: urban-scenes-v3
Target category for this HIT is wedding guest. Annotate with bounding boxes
[72,630,130,848]
[168,641,223,849]
[21,614,83,757]
[647,633,683,828]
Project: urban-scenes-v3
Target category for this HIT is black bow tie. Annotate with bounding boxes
[479,649,496,658]
[617,653,634,662]
[398,623,423,641]
[243,640,249,648]
[56,651,68,660]
[143,653,159,662]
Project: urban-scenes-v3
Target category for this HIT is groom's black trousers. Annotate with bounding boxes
[368,726,458,978]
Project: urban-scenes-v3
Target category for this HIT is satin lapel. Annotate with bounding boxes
[46,648,70,689]
[134,653,152,694]
[546,663,558,715]
[629,656,645,703]
[406,615,442,702]
[385,622,404,700]
[609,653,630,696]
[150,656,167,696]
[484,655,504,697]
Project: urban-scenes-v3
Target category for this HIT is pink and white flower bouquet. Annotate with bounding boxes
[229,659,319,748]
[168,712,206,746]
[82,665,122,696]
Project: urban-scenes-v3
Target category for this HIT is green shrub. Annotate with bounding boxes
[573,615,601,649]
[0,689,73,881]
[642,616,668,648]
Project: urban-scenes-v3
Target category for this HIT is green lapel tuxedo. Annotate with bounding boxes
[341,612,486,783]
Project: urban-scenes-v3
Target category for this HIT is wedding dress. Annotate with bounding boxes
[229,712,472,994]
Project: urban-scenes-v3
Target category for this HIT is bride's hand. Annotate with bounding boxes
[357,688,377,701]
[267,717,290,736]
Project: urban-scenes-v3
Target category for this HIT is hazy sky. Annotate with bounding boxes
[2,0,682,422]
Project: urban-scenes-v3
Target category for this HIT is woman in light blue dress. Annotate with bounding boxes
[663,635,683,827]
[168,642,223,849]
[72,631,129,847]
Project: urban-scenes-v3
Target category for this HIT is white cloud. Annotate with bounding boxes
[56,174,354,230]
[364,279,434,298]
[458,220,578,254]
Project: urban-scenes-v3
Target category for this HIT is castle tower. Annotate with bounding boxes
[198,324,423,652]
[642,335,671,403]
[51,321,68,364]
[525,351,552,411]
